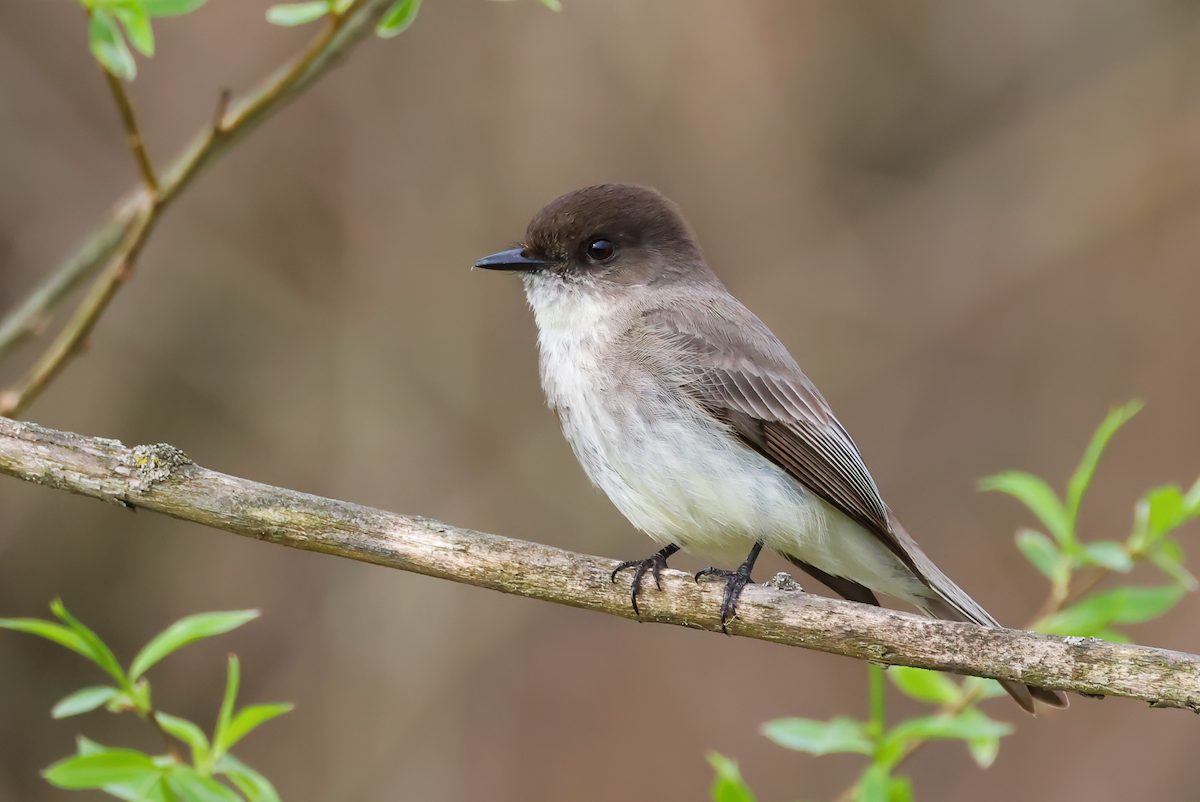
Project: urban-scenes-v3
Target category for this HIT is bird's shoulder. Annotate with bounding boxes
[630,294,833,424]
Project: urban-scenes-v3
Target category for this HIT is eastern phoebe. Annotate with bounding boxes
[476,184,1066,713]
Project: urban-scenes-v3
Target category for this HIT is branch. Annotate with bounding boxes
[2,416,1198,711]
[0,206,150,418]
[102,67,158,194]
[0,0,395,365]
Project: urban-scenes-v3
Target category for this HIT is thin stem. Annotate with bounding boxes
[0,0,396,409]
[0,212,136,358]
[102,66,158,194]
[1031,575,1071,624]
[1032,563,1115,625]
[1061,566,1113,610]
[154,0,370,213]
[888,683,985,773]
[831,664,887,802]
[868,663,886,741]
[147,709,183,763]
[833,679,987,802]
[0,206,152,418]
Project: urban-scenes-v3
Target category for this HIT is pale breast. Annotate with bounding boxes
[532,295,828,563]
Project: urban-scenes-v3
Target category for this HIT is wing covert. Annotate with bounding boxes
[641,307,895,549]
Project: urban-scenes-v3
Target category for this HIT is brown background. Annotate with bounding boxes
[3,1,1200,800]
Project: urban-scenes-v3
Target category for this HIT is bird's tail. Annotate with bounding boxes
[916,593,1068,713]
[888,512,1068,714]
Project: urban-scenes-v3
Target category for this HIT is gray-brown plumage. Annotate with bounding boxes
[476,183,1067,713]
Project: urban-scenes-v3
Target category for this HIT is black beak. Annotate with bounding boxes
[474,248,553,271]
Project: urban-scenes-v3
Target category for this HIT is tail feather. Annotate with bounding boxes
[848,511,1068,713]
[907,556,1069,713]
[908,596,1068,713]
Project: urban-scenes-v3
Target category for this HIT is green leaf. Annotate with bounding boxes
[887,776,915,802]
[538,0,562,10]
[706,752,756,802]
[43,749,160,789]
[216,703,294,754]
[856,765,914,802]
[1081,541,1133,572]
[376,0,420,37]
[888,667,962,706]
[761,717,872,756]
[1015,529,1064,580]
[51,600,128,686]
[1095,626,1132,644]
[1149,542,1199,590]
[214,754,281,802]
[213,654,241,757]
[966,735,1001,769]
[265,1,330,25]
[53,686,119,718]
[155,713,211,765]
[142,0,210,16]
[1147,487,1188,536]
[1185,475,1200,512]
[979,472,1071,545]
[1038,590,1126,637]
[67,738,172,802]
[76,737,108,756]
[129,610,259,681]
[111,4,155,57]
[1129,497,1153,553]
[858,764,892,802]
[0,618,94,662]
[1142,482,1200,537]
[1066,401,1142,525]
[1042,585,1187,637]
[1112,585,1187,624]
[89,8,138,80]
[0,602,127,686]
[166,765,244,802]
[888,709,1012,744]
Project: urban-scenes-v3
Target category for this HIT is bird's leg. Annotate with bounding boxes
[695,540,764,631]
[611,543,681,616]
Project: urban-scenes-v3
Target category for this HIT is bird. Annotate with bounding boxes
[475,183,1067,713]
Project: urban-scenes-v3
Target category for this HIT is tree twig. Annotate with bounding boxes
[0,0,395,367]
[148,710,183,763]
[102,67,158,194]
[0,200,152,418]
[2,416,1198,711]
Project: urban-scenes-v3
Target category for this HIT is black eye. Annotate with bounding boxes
[585,237,616,263]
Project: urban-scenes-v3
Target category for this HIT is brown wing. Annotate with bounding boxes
[641,307,919,576]
[701,369,890,537]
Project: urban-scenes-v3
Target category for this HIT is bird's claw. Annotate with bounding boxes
[695,566,755,632]
[612,551,672,616]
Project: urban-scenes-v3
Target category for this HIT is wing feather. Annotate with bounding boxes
[640,306,915,575]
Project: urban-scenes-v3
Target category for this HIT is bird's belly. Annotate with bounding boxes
[560,387,829,565]
[554,391,923,600]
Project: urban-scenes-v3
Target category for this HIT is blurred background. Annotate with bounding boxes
[2,0,1200,799]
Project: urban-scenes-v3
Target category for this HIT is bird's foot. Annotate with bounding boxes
[695,541,764,632]
[694,565,755,632]
[611,544,680,616]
